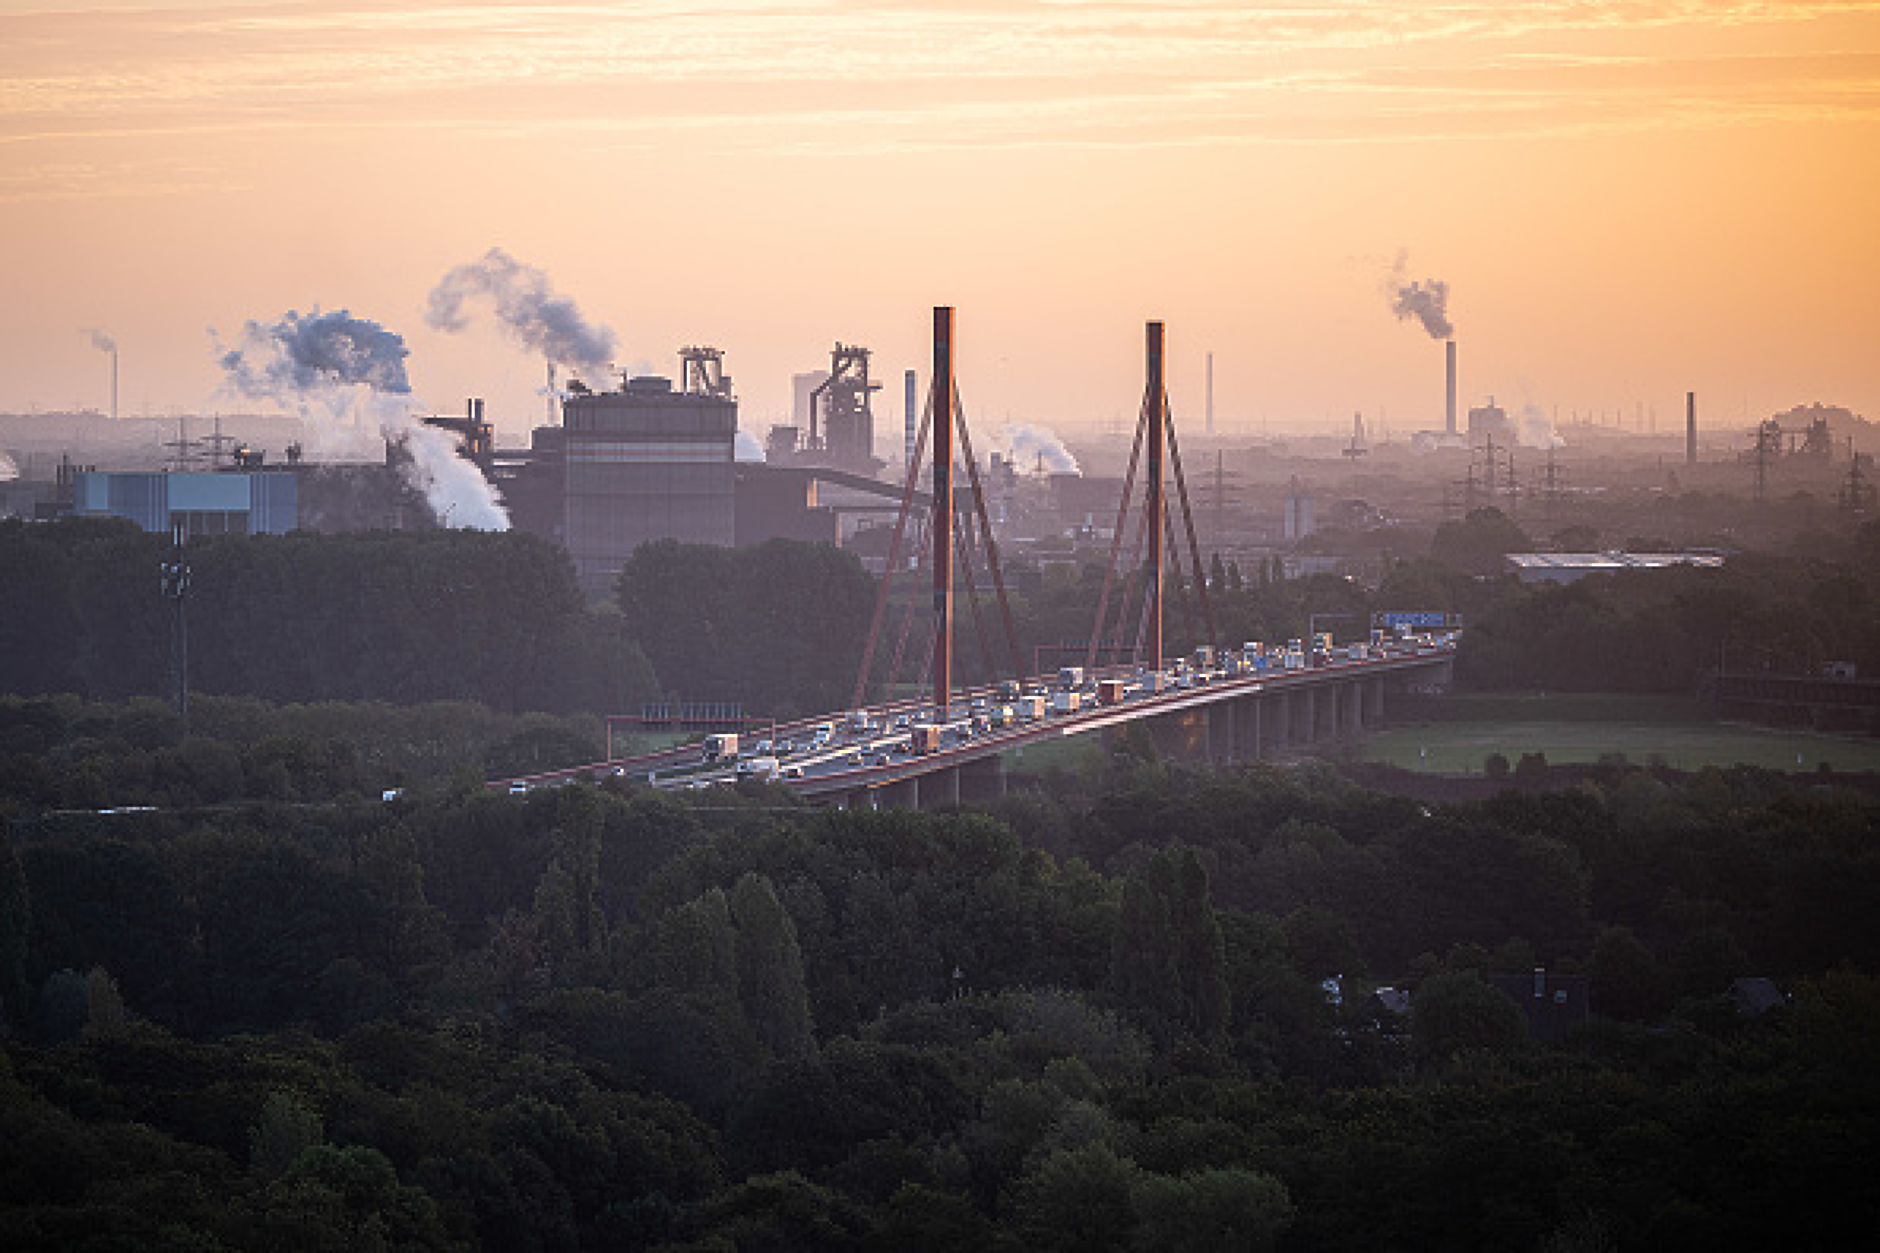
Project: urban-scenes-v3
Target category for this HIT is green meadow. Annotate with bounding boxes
[1359,693,1880,774]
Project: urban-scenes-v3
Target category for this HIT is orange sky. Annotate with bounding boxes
[3,1,1878,445]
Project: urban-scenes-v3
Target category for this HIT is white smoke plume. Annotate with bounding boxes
[734,428,764,462]
[427,247,618,376]
[213,307,509,530]
[401,424,511,529]
[0,452,18,482]
[85,328,116,354]
[992,423,1080,475]
[1387,250,1454,340]
[1519,403,1565,449]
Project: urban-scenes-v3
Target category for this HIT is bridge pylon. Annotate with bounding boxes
[851,308,1023,722]
[1085,322,1217,674]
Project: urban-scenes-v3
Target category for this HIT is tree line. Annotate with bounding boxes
[9,510,1877,722]
[3,736,1876,1248]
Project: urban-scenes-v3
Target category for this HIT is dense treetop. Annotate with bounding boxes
[3,719,1876,1249]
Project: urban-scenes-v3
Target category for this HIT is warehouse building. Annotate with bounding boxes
[73,469,298,536]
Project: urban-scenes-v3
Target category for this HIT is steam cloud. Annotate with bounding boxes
[1519,403,1565,449]
[992,424,1081,475]
[218,309,412,399]
[1388,251,1454,340]
[85,328,117,354]
[0,452,18,482]
[427,247,618,376]
[734,428,764,462]
[213,307,509,530]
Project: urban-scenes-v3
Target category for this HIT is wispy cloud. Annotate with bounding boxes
[2,0,1878,180]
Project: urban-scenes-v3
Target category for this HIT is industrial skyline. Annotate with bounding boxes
[1,2,1877,436]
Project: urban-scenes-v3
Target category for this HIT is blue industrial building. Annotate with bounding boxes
[73,470,299,536]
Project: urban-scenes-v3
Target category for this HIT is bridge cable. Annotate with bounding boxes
[1085,388,1150,674]
[956,503,1000,686]
[1162,497,1199,649]
[886,567,923,695]
[950,388,1026,682]
[850,385,936,709]
[1161,394,1219,651]
[1110,473,1155,665]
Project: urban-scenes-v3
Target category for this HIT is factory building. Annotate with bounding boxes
[1468,398,1515,444]
[73,469,298,536]
[562,373,737,590]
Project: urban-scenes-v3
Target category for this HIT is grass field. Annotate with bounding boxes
[1360,692,1880,774]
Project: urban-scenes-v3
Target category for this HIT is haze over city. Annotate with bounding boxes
[3,0,1878,440]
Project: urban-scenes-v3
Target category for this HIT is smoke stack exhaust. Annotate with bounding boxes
[1445,339,1457,436]
[1686,391,1697,465]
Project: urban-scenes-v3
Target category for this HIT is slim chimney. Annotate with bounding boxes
[1445,339,1457,436]
[1686,391,1697,466]
[1206,351,1214,435]
[110,348,118,422]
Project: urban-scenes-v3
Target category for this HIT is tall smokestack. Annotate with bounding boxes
[1686,391,1697,466]
[1206,352,1214,435]
[904,368,917,475]
[1445,340,1457,436]
[111,348,118,421]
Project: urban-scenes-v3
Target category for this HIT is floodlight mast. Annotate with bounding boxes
[160,520,190,728]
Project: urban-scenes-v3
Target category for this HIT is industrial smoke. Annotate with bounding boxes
[1518,403,1565,449]
[218,309,412,398]
[86,328,117,354]
[993,424,1080,475]
[0,452,18,482]
[213,307,509,530]
[426,247,618,377]
[1388,251,1454,340]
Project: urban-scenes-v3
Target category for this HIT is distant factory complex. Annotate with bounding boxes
[7,324,1870,603]
[13,342,984,593]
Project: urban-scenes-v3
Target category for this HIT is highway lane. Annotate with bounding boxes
[490,637,1455,796]
[629,638,1457,797]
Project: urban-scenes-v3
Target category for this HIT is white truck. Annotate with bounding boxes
[1053,690,1083,714]
[703,733,739,762]
[736,756,781,781]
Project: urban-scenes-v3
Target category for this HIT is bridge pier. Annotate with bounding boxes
[1230,693,1262,762]
[1208,701,1235,765]
[1146,708,1208,760]
[959,755,1006,804]
[874,775,920,810]
[920,766,961,809]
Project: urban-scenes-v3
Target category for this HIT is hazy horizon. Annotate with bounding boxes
[3,2,1876,445]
